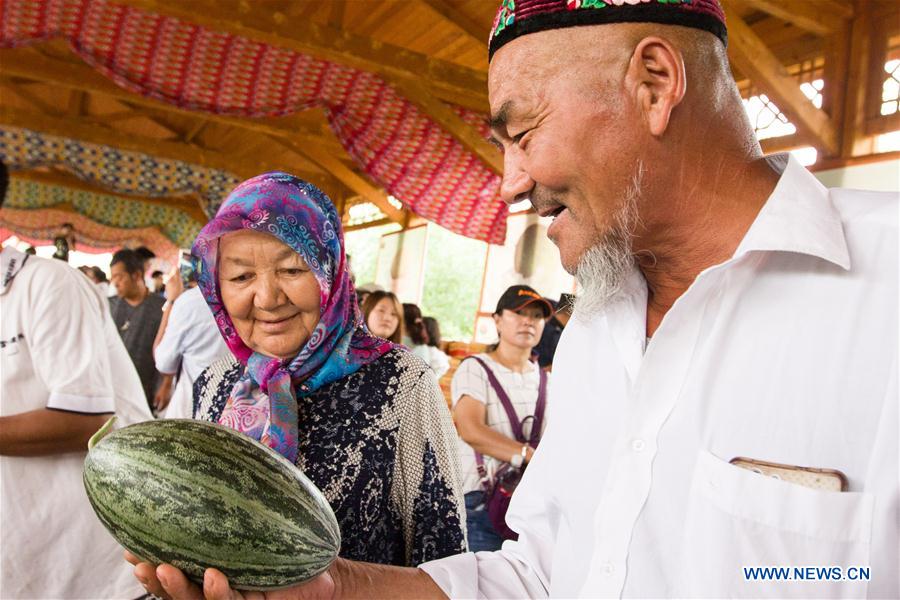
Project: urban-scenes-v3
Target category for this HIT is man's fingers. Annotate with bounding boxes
[132,561,170,599]
[157,563,205,600]
[203,568,257,600]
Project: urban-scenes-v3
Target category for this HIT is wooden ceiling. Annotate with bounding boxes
[1,0,898,234]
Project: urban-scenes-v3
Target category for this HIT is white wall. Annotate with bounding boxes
[814,159,900,192]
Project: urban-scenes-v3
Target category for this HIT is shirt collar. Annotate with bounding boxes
[733,154,851,270]
[1,245,29,295]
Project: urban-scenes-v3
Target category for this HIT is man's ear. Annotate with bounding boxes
[624,36,686,137]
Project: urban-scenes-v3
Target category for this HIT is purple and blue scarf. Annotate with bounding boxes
[192,172,395,463]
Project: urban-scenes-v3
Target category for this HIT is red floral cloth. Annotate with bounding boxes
[1,0,508,244]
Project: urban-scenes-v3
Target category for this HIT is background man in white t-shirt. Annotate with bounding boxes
[153,269,230,419]
[0,160,152,598]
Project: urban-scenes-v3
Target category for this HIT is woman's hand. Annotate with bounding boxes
[126,551,336,600]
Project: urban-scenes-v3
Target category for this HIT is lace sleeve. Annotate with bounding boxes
[390,354,467,565]
[192,355,240,422]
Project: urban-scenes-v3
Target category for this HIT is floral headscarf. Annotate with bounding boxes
[192,172,395,462]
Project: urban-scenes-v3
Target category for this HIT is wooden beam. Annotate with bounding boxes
[343,217,395,233]
[0,106,263,177]
[839,0,873,158]
[391,79,502,174]
[866,114,900,137]
[67,90,87,117]
[418,0,488,47]
[328,0,346,28]
[1,46,345,155]
[724,4,839,155]
[760,133,808,154]
[183,119,207,144]
[276,138,407,225]
[0,80,59,115]
[119,0,489,112]
[727,0,848,36]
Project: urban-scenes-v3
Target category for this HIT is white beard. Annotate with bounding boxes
[573,161,644,319]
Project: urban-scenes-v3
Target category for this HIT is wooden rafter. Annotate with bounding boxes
[728,0,851,37]
[0,80,58,115]
[67,90,87,117]
[120,0,489,112]
[418,0,488,48]
[276,137,407,226]
[724,4,839,156]
[183,119,207,144]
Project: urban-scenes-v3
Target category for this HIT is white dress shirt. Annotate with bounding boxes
[420,156,898,598]
[154,286,230,419]
[0,249,151,599]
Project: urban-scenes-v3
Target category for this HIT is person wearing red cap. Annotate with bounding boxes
[133,0,898,597]
[452,285,552,551]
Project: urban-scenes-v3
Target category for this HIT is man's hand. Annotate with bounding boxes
[126,551,336,600]
[165,269,185,303]
[154,374,175,412]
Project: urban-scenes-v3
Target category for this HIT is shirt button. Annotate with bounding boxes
[631,439,646,452]
[603,562,615,575]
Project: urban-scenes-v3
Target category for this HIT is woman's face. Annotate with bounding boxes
[367,297,400,340]
[494,305,546,351]
[218,230,321,360]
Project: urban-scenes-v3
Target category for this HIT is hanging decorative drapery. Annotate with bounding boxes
[0,126,239,217]
[4,177,200,250]
[0,207,179,260]
[0,0,508,244]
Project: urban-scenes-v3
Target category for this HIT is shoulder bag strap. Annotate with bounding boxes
[529,368,548,447]
[469,356,525,441]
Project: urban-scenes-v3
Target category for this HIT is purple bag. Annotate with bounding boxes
[470,357,547,540]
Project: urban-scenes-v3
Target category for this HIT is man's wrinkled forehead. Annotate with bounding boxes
[488,32,562,111]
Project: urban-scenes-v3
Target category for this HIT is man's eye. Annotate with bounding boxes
[512,129,530,143]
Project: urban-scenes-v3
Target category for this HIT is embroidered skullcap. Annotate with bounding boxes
[489,0,727,61]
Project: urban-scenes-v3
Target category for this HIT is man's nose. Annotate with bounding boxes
[499,146,534,206]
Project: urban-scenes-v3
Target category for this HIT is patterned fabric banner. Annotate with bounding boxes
[0,207,179,261]
[0,126,239,217]
[0,0,508,244]
[4,177,200,251]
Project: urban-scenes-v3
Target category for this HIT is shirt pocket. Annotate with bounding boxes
[677,449,874,599]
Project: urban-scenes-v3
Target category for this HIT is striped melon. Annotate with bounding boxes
[83,418,341,590]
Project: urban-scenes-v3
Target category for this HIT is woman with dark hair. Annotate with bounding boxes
[130,173,465,586]
[423,316,442,348]
[361,290,404,344]
[407,307,449,379]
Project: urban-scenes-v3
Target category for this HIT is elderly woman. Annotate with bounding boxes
[149,173,465,572]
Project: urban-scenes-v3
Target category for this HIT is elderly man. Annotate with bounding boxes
[134,1,898,598]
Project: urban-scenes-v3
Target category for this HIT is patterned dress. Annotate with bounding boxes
[193,348,467,566]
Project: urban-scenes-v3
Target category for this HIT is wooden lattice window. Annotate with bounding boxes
[881,58,900,116]
[742,59,825,141]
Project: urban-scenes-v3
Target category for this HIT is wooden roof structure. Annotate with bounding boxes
[1,0,898,257]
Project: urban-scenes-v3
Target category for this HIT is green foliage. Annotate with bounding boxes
[345,223,487,342]
[420,225,487,342]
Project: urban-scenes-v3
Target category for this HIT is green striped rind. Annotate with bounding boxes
[82,419,341,591]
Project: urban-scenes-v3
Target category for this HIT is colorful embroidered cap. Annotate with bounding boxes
[489,0,727,61]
